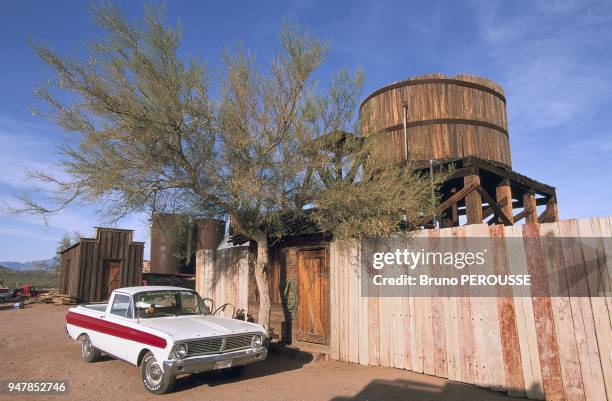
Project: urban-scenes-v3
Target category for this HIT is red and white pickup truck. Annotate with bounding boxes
[65,286,267,394]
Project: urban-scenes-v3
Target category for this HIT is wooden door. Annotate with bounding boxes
[101,260,121,300]
[296,249,329,344]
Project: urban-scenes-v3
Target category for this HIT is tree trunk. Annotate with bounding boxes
[253,235,272,333]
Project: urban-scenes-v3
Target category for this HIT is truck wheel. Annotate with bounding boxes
[141,352,175,395]
[221,365,246,378]
[81,334,101,363]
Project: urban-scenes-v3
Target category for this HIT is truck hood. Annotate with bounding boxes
[138,315,265,341]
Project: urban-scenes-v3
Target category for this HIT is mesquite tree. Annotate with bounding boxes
[21,4,443,330]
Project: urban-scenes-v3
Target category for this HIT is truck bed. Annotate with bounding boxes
[79,303,107,312]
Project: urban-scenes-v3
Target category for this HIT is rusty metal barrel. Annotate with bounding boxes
[360,74,511,168]
[150,213,184,274]
[194,218,225,251]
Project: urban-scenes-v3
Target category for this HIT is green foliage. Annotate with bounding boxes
[23,4,445,243]
[313,166,447,240]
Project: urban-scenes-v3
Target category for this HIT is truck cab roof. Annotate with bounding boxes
[114,286,194,296]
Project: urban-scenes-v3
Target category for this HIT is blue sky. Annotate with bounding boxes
[1,0,612,262]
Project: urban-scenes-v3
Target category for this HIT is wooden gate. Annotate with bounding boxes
[296,249,329,344]
[101,260,121,300]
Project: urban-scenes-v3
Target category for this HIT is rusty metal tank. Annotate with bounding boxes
[150,213,185,274]
[194,218,225,251]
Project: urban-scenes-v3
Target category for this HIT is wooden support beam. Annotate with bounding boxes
[465,175,483,225]
[538,196,559,223]
[438,181,480,213]
[496,179,514,224]
[485,214,499,225]
[513,209,526,223]
[448,167,478,180]
[547,200,559,222]
[511,197,550,208]
[538,207,553,223]
[416,181,479,226]
[483,205,495,221]
[482,197,509,223]
[471,157,556,195]
[523,191,537,224]
[450,188,459,227]
[477,186,513,226]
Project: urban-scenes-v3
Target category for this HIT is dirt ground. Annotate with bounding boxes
[0,304,526,401]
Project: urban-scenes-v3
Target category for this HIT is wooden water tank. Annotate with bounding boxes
[360,74,511,168]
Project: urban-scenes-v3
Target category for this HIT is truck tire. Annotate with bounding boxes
[81,334,101,363]
[141,351,175,394]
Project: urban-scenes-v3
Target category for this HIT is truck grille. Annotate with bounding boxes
[183,334,254,357]
[184,338,223,356]
[224,334,252,351]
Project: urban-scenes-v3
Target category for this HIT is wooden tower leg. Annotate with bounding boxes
[496,179,514,225]
[538,195,559,223]
[450,188,459,227]
[523,191,537,224]
[465,175,482,224]
[546,198,559,222]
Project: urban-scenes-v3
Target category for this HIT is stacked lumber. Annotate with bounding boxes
[37,289,77,305]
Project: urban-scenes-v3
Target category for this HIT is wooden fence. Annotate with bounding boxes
[195,246,249,318]
[194,218,611,400]
[330,217,612,401]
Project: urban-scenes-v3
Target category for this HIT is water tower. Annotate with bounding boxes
[360,74,558,226]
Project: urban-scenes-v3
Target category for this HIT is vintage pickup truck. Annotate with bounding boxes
[65,286,267,394]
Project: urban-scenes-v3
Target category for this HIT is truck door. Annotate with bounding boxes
[96,292,133,361]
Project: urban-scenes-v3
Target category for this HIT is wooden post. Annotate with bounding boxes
[523,191,537,224]
[538,196,559,223]
[496,179,514,225]
[451,188,459,227]
[441,188,460,228]
[465,175,483,224]
[546,197,559,222]
[441,215,452,228]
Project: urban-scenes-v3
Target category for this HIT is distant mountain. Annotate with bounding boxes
[0,258,58,271]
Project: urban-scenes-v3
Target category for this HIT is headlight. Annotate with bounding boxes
[172,343,188,359]
[251,334,263,348]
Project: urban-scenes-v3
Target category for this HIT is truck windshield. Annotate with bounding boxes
[134,290,207,319]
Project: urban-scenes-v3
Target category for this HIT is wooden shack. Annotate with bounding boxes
[59,227,144,302]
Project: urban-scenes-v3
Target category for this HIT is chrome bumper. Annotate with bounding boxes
[162,346,267,375]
